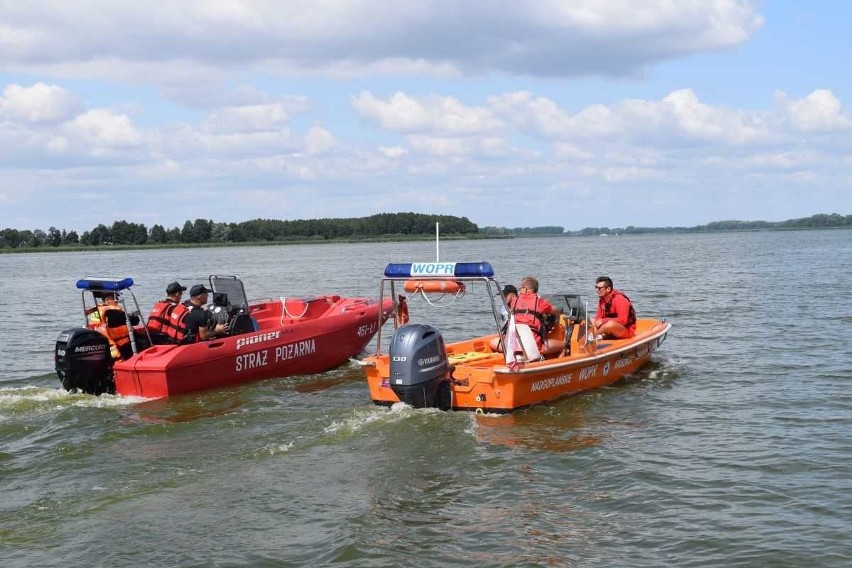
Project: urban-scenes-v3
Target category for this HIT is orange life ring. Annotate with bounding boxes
[396,294,410,326]
[403,279,465,294]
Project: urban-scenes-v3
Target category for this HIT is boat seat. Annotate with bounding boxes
[515,324,542,361]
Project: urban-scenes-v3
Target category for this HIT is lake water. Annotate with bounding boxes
[1,231,850,567]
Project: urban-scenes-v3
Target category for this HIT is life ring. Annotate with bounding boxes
[395,294,410,326]
[403,279,465,294]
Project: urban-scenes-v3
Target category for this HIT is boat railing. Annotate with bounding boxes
[374,274,506,354]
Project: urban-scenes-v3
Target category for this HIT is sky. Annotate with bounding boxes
[1,1,850,233]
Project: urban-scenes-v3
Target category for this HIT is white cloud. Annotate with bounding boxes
[202,99,308,133]
[0,1,763,99]
[352,91,501,135]
[379,146,408,158]
[61,109,144,149]
[777,89,852,132]
[0,82,79,122]
[304,126,336,155]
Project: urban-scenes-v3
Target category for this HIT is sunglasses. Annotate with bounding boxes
[595,285,607,290]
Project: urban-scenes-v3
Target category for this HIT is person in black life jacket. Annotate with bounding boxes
[182,284,229,342]
[490,284,519,352]
[593,276,637,339]
[146,281,189,343]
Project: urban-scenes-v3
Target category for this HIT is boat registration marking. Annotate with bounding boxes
[357,322,378,337]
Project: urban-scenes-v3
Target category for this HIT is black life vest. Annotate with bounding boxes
[147,300,190,343]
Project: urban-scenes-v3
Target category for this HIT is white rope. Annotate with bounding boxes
[417,287,466,308]
[280,296,310,321]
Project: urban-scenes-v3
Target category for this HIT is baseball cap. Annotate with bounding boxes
[190,284,212,297]
[166,281,187,295]
[502,284,518,296]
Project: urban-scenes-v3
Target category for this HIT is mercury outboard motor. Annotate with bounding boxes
[388,323,451,410]
[55,328,115,395]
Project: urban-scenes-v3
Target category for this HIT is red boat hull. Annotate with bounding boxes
[114,295,390,398]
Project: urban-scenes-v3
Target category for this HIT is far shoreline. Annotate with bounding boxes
[1,225,848,254]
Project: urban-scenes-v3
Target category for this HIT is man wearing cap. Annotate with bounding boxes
[146,281,190,343]
[489,284,519,352]
[182,284,229,342]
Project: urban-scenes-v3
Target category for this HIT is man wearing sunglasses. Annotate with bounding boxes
[593,276,636,339]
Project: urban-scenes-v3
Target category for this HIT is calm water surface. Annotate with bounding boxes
[1,232,850,567]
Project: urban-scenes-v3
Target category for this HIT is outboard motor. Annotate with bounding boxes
[55,328,115,395]
[388,323,451,410]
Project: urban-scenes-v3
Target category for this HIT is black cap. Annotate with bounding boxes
[166,281,187,295]
[502,284,518,296]
[190,284,212,297]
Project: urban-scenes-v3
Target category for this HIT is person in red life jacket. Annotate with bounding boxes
[512,276,564,357]
[181,284,229,342]
[146,281,189,343]
[490,284,519,352]
[89,291,138,359]
[593,276,637,339]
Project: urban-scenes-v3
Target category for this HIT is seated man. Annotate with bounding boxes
[89,291,139,360]
[513,277,564,357]
[492,278,563,358]
[593,276,636,339]
[181,284,229,342]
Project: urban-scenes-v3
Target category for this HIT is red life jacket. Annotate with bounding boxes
[512,294,548,343]
[147,300,190,343]
[601,290,637,330]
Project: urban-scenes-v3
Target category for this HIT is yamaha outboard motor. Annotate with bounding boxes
[388,323,451,409]
[55,328,115,395]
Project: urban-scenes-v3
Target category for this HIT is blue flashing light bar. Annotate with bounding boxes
[384,262,494,278]
[76,277,135,291]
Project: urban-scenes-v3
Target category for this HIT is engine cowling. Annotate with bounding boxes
[55,328,115,395]
[388,324,451,409]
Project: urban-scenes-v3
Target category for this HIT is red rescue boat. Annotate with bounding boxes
[55,275,392,398]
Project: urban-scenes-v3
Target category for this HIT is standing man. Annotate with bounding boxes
[183,284,229,342]
[593,276,636,339]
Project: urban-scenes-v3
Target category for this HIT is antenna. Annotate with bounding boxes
[435,222,440,261]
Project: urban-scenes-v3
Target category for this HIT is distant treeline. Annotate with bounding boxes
[566,213,852,236]
[477,212,852,237]
[0,213,478,249]
[2,211,849,250]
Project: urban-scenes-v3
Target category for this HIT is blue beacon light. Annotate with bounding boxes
[383,262,494,278]
[76,277,135,291]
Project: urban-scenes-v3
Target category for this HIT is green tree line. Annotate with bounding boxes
[0,213,478,249]
[566,213,852,236]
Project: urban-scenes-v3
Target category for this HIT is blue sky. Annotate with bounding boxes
[1,1,850,232]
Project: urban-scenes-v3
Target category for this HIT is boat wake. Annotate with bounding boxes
[0,385,148,413]
[259,403,442,457]
[323,402,437,436]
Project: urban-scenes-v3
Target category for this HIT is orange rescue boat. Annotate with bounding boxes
[358,262,671,413]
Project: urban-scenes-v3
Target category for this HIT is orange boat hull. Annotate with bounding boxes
[363,318,670,412]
